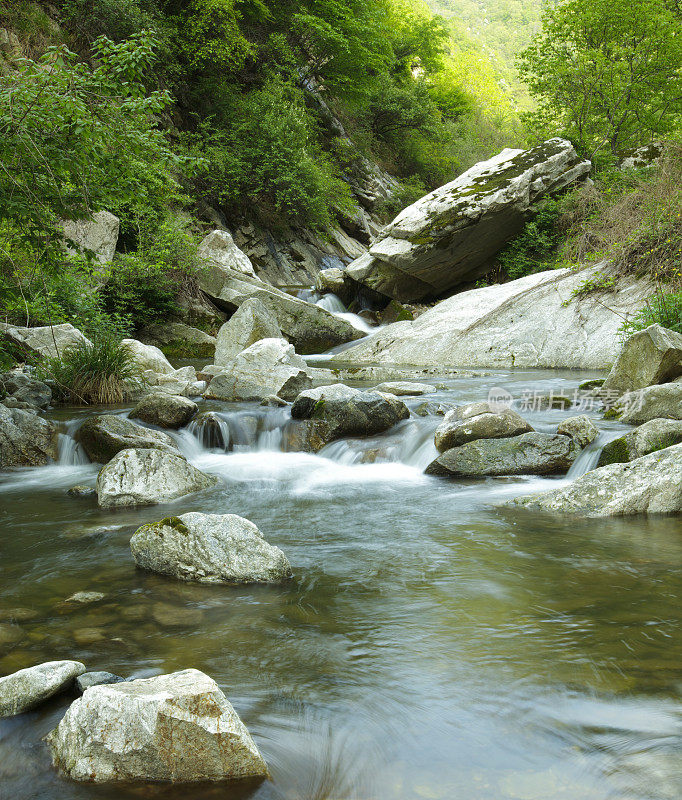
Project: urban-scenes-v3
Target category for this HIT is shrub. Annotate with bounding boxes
[45,329,140,405]
[621,290,682,338]
[496,197,565,280]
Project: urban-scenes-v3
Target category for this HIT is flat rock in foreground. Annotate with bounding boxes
[426,432,577,477]
[131,512,292,584]
[45,669,268,783]
[96,448,218,508]
[0,660,85,718]
[513,443,682,516]
[345,138,591,302]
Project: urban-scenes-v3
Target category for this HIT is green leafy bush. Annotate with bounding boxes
[496,198,565,280]
[621,291,682,338]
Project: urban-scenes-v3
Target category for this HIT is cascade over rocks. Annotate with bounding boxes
[131,392,198,429]
[45,669,268,783]
[1,323,91,361]
[345,139,591,302]
[602,324,682,395]
[290,383,409,445]
[434,402,533,453]
[598,419,682,466]
[131,512,292,584]
[426,433,577,477]
[334,264,650,370]
[205,338,313,402]
[197,262,364,353]
[514,443,682,516]
[215,298,282,366]
[0,404,58,467]
[0,661,86,718]
[96,448,218,508]
[75,414,180,462]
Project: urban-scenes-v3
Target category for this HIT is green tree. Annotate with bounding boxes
[519,0,682,156]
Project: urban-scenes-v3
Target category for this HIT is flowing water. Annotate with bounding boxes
[1,366,682,800]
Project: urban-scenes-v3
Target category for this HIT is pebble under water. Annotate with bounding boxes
[1,366,681,800]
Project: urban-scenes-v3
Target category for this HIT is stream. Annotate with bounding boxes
[1,363,681,800]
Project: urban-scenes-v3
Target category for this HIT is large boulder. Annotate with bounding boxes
[1,323,91,361]
[197,263,364,354]
[610,383,682,424]
[214,298,282,366]
[130,512,292,584]
[205,338,313,402]
[556,415,599,448]
[198,229,257,277]
[131,392,198,429]
[602,324,682,395]
[290,384,409,443]
[333,264,649,370]
[345,139,591,302]
[122,338,175,374]
[122,339,200,397]
[426,432,577,477]
[514,442,682,516]
[0,660,86,718]
[0,404,58,467]
[598,418,682,466]
[75,414,179,462]
[96,448,218,508]
[45,669,268,783]
[138,322,216,359]
[434,402,533,452]
[62,211,120,266]
[0,370,51,409]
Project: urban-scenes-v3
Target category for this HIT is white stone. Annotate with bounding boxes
[122,339,175,374]
[45,669,268,783]
[0,661,85,718]
[62,211,119,265]
[198,230,256,277]
[1,323,91,361]
[96,448,218,508]
[602,324,682,395]
[215,298,282,366]
[130,512,292,584]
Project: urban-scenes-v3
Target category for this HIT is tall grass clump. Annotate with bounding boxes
[46,331,140,405]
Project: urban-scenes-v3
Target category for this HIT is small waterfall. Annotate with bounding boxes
[57,419,89,465]
[185,408,291,454]
[567,430,623,479]
[314,291,378,335]
[187,412,232,451]
[316,293,347,313]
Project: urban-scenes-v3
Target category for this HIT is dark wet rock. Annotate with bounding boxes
[67,485,96,498]
[0,370,51,409]
[426,432,577,477]
[598,419,682,466]
[0,404,58,467]
[74,414,179,463]
[75,672,126,694]
[131,392,198,429]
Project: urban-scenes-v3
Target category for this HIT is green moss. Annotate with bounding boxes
[159,341,215,359]
[603,407,622,420]
[140,516,190,537]
[579,379,605,390]
[597,436,629,466]
[311,398,326,418]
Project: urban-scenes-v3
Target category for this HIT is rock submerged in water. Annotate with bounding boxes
[131,392,198,429]
[513,442,682,516]
[75,671,125,694]
[602,323,682,395]
[96,448,218,508]
[0,660,86,718]
[0,404,59,468]
[75,414,180,462]
[345,138,591,302]
[45,669,269,783]
[130,512,292,584]
[434,402,533,453]
[290,383,409,445]
[373,381,435,396]
[426,432,577,477]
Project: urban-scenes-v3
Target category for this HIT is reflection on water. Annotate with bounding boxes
[0,369,681,800]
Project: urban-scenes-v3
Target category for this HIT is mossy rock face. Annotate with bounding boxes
[138,517,191,538]
[597,436,629,467]
[579,379,605,391]
[159,341,216,360]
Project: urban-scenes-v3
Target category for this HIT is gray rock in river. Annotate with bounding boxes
[610,382,682,424]
[373,381,435,396]
[426,432,577,477]
[130,512,292,584]
[75,672,126,694]
[75,414,179,462]
[345,139,591,302]
[556,415,599,448]
[0,322,91,361]
[0,660,86,718]
[0,370,51,409]
[205,338,313,402]
[513,442,682,516]
[96,448,218,508]
[138,321,216,360]
[602,324,682,395]
[214,297,282,366]
[0,404,59,467]
[290,384,409,443]
[45,669,269,783]
[598,418,682,466]
[434,401,533,453]
[131,391,198,429]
